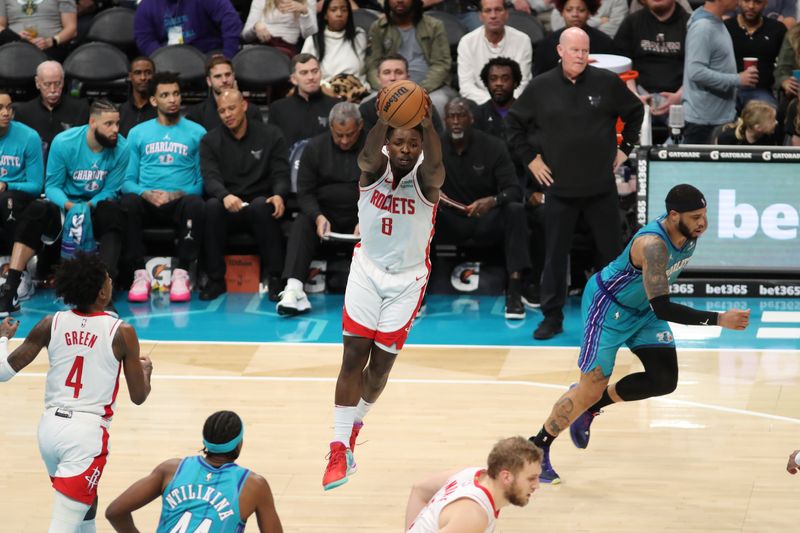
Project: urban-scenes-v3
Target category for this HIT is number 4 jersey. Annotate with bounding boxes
[357,148,437,273]
[45,310,123,419]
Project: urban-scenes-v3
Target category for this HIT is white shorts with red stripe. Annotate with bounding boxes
[342,245,428,352]
[38,407,110,504]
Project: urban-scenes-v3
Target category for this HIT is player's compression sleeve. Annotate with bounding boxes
[649,295,719,326]
[0,337,16,382]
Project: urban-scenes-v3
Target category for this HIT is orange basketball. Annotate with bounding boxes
[377,80,427,129]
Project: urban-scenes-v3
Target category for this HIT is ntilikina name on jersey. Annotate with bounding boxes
[164,484,236,521]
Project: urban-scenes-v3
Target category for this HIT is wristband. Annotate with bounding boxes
[53,34,60,46]
[0,338,16,382]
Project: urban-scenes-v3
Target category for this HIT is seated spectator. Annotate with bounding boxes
[551,0,629,38]
[268,53,339,150]
[457,0,532,105]
[121,72,207,304]
[302,0,369,89]
[426,0,534,33]
[774,25,800,99]
[0,0,77,61]
[436,97,530,319]
[614,0,689,123]
[0,100,128,316]
[365,0,456,116]
[764,0,795,29]
[242,0,317,59]
[0,91,44,308]
[471,58,545,307]
[725,0,786,107]
[119,57,158,138]
[276,102,364,316]
[186,55,263,131]
[14,61,89,155]
[359,53,444,133]
[134,0,243,58]
[200,90,290,301]
[533,0,617,76]
[716,99,778,143]
[786,97,799,143]
[682,0,758,144]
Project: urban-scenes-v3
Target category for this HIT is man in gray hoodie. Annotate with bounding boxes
[682,0,758,144]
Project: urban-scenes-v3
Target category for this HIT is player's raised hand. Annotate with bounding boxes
[718,308,750,330]
[787,450,800,474]
[0,317,19,339]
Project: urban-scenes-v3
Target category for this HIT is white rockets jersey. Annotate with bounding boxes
[407,467,499,533]
[45,310,123,419]
[357,147,437,273]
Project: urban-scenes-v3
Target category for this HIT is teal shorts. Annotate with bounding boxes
[577,276,675,377]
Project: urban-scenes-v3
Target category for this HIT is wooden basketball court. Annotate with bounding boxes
[2,341,799,532]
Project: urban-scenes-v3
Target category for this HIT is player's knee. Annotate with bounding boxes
[341,348,369,375]
[653,372,678,396]
[50,490,91,530]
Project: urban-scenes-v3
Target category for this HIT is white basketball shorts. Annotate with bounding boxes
[342,244,429,352]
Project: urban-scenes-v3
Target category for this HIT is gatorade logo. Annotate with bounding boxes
[382,87,409,113]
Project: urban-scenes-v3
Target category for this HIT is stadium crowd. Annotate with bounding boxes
[0,0,798,339]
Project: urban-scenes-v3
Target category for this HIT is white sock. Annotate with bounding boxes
[355,398,373,424]
[333,405,357,447]
[286,278,303,292]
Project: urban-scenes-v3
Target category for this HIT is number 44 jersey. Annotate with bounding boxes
[45,310,123,419]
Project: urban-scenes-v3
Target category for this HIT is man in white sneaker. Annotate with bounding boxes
[121,71,206,303]
[276,102,364,316]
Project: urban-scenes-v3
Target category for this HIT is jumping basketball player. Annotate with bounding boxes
[0,252,153,532]
[405,436,542,532]
[528,184,751,483]
[322,95,445,490]
[106,410,283,533]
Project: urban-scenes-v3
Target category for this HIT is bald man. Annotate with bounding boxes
[506,27,644,341]
[14,61,89,154]
[199,90,290,301]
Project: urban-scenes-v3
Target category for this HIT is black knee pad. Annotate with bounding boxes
[635,346,679,397]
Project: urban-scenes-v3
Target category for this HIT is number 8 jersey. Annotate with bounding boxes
[357,147,437,273]
[45,310,123,419]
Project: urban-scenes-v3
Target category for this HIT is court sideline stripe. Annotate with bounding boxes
[16,373,800,425]
[135,339,799,353]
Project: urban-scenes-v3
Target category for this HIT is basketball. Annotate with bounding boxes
[377,80,427,129]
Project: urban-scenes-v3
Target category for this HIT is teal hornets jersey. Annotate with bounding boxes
[123,118,205,197]
[0,121,44,196]
[597,214,697,312]
[45,125,129,208]
[157,456,250,533]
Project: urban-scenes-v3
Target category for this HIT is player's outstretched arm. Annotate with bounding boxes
[358,118,390,184]
[0,316,50,382]
[248,473,284,533]
[405,469,456,529]
[636,236,749,328]
[106,459,177,532]
[113,323,152,405]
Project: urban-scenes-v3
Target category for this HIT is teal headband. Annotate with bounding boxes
[203,426,244,454]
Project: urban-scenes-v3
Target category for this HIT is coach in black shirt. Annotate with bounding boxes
[14,60,89,154]
[200,90,290,301]
[507,27,643,340]
[267,54,339,150]
[438,98,530,320]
